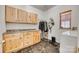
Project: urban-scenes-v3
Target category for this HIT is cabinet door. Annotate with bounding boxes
[24,11,28,23]
[29,12,36,23]
[5,6,17,22]
[3,33,23,52]
[3,34,15,52]
[17,9,28,23]
[27,12,32,23]
[16,33,23,49]
[33,31,40,44]
[10,33,23,52]
[23,32,33,47]
[3,40,12,52]
[31,13,38,23]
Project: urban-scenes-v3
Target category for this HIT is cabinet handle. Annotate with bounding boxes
[2,40,5,43]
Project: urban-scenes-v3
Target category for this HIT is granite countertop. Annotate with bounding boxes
[5,29,40,34]
[62,31,78,37]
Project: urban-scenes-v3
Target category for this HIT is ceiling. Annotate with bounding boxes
[31,5,55,11]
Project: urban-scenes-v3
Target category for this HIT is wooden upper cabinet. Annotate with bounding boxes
[17,9,28,23]
[27,12,32,23]
[5,6,17,22]
[28,12,38,24]
[5,6,38,24]
[31,13,38,23]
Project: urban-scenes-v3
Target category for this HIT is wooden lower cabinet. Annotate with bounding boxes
[3,31,40,53]
[3,39,12,52]
[3,33,23,52]
[33,31,40,44]
[23,31,33,47]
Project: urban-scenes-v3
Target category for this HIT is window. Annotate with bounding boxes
[60,10,71,29]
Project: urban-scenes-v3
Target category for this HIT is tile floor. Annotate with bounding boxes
[17,39,59,53]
